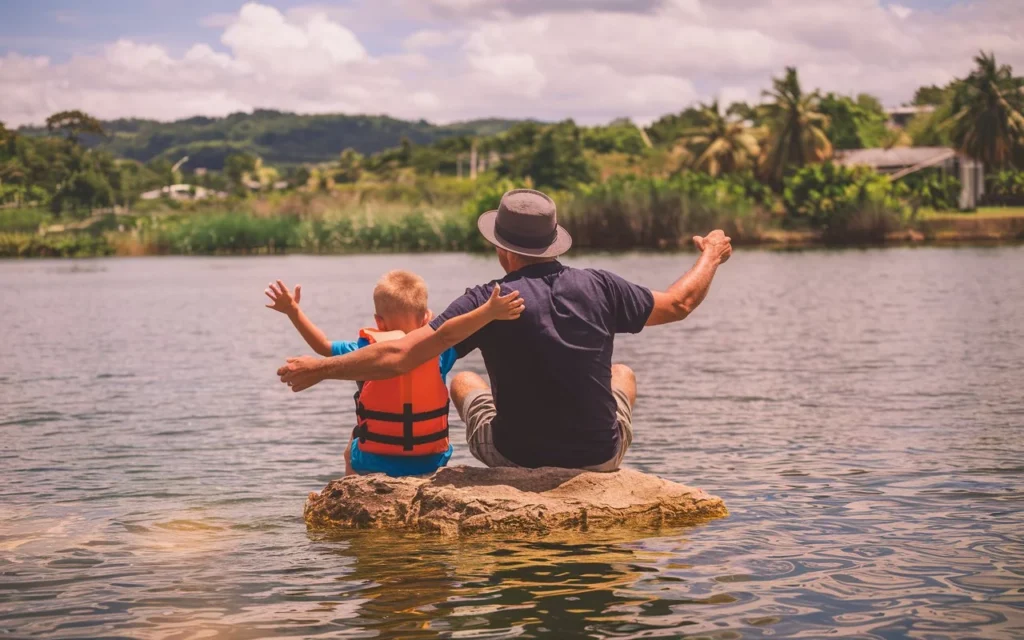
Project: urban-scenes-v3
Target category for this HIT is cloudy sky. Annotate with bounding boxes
[1,0,1021,127]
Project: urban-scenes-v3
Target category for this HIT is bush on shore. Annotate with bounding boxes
[984,169,1024,206]
[782,162,906,243]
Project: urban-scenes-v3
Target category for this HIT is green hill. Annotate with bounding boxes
[17,110,525,169]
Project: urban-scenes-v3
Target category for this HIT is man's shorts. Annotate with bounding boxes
[455,388,634,472]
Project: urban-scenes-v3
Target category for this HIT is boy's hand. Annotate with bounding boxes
[483,284,525,321]
[265,280,302,316]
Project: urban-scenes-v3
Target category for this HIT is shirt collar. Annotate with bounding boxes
[506,260,564,279]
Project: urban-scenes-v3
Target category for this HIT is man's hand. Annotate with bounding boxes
[265,280,302,315]
[648,229,732,326]
[277,355,324,392]
[693,230,732,264]
[481,284,526,321]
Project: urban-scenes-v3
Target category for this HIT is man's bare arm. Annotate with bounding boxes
[277,285,524,392]
[646,230,732,326]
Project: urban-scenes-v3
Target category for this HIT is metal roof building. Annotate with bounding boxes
[835,146,984,210]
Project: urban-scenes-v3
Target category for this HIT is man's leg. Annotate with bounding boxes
[450,370,489,411]
[611,363,637,409]
[449,371,518,468]
[585,364,637,472]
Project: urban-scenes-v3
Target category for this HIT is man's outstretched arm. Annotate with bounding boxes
[646,230,732,326]
[277,285,523,392]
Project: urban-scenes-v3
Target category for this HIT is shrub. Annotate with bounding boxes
[783,162,905,243]
[984,169,1024,206]
[900,169,962,211]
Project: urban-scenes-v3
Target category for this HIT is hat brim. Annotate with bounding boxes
[477,209,573,258]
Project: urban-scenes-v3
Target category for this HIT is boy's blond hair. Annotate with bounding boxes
[373,270,428,319]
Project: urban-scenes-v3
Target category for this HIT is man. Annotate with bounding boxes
[278,188,732,470]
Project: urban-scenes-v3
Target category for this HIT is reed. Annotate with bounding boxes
[560,175,766,249]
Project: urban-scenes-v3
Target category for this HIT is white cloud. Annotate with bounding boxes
[403,29,460,50]
[220,2,366,77]
[889,4,912,20]
[1,0,1023,128]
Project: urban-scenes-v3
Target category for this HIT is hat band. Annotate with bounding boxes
[494,220,557,249]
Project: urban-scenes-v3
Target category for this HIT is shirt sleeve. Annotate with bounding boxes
[330,338,365,356]
[428,287,490,358]
[594,269,655,334]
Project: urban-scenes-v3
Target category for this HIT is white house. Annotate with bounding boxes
[139,184,228,201]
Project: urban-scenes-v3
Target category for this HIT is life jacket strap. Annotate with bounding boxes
[355,424,450,448]
[356,402,450,423]
[356,401,451,452]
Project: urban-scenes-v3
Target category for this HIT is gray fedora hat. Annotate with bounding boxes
[477,189,572,258]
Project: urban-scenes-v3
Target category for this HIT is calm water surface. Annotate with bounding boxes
[2,249,1023,639]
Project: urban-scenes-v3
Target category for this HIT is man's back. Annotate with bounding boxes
[430,261,653,468]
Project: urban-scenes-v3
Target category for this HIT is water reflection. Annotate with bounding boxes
[310,527,750,638]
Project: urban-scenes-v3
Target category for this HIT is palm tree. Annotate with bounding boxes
[757,67,833,183]
[946,52,1024,169]
[677,101,761,176]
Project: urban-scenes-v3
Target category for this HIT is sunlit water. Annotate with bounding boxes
[2,249,1023,639]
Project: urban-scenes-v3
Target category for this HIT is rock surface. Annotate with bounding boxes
[304,466,727,535]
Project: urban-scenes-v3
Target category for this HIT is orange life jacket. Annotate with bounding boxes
[354,328,451,456]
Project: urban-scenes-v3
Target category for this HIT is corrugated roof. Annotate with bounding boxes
[834,146,956,168]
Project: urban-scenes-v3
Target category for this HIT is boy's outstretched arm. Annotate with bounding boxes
[278,285,524,392]
[264,280,333,357]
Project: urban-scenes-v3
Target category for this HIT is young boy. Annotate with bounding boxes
[264,270,523,477]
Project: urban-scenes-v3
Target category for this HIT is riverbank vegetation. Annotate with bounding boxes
[2,53,1023,258]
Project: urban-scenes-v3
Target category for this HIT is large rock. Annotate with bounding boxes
[304,466,727,535]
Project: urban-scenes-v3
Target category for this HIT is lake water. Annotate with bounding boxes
[2,249,1023,639]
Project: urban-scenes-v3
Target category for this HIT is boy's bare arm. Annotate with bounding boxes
[277,285,524,391]
[264,280,333,357]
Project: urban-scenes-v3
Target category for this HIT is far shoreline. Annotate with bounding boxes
[3,233,1022,261]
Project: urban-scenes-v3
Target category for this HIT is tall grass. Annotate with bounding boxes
[0,232,115,258]
[143,212,299,255]
[0,208,51,233]
[561,176,765,249]
[294,206,480,253]
[137,204,484,255]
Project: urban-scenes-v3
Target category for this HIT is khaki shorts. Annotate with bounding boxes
[454,388,634,472]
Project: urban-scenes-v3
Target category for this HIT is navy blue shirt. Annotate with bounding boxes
[430,261,654,468]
